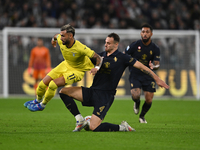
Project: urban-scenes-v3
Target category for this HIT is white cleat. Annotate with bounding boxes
[73,120,88,132]
[84,116,91,131]
[121,121,136,131]
[139,117,147,123]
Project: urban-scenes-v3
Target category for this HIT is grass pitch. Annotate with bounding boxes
[0,98,199,150]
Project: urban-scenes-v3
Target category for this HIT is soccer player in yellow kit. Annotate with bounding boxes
[24,24,102,130]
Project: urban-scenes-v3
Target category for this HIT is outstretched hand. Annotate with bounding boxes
[90,68,99,75]
[149,61,153,70]
[156,78,169,89]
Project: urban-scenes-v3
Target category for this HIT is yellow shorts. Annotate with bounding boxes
[47,61,85,85]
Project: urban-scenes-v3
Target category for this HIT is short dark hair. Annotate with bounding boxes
[107,33,120,43]
[141,23,153,32]
[60,24,75,36]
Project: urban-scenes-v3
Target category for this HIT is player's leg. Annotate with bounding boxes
[139,80,156,123]
[25,61,64,109]
[24,75,52,108]
[59,87,88,132]
[90,114,120,131]
[129,77,142,115]
[40,69,46,80]
[139,91,154,123]
[27,76,65,111]
[42,76,66,104]
[131,88,141,115]
[36,69,46,95]
[91,113,135,132]
[39,61,67,105]
[88,90,135,132]
[37,75,52,101]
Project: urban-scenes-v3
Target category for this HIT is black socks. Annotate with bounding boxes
[93,123,119,132]
[59,93,80,117]
[140,102,152,118]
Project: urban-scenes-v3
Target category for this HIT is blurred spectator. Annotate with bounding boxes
[0,12,9,29]
[87,15,96,28]
[92,2,103,20]
[101,13,110,28]
[0,0,199,30]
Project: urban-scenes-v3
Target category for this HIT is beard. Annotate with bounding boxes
[142,37,150,43]
[62,39,70,45]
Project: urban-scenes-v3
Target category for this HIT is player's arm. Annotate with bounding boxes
[150,46,160,70]
[90,53,103,75]
[133,61,169,89]
[51,33,59,48]
[149,60,160,70]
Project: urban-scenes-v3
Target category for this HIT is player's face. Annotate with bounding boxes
[37,39,43,47]
[141,27,152,43]
[105,37,117,53]
[60,30,71,45]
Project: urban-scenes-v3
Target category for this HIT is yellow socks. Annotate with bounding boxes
[42,80,58,105]
[36,80,47,101]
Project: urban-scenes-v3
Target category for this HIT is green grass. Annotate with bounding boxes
[0,98,200,150]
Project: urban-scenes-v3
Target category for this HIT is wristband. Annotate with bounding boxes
[95,66,100,70]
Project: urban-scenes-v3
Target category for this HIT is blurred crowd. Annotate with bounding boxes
[0,0,200,30]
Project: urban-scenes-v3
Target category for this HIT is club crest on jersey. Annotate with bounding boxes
[71,52,77,57]
[114,57,117,62]
[142,54,147,60]
[104,62,110,68]
[150,50,152,55]
[137,46,141,52]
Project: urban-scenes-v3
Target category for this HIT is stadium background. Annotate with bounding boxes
[0,0,200,99]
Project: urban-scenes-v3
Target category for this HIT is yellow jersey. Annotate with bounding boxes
[57,34,95,72]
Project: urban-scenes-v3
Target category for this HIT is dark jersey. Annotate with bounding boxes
[125,39,160,80]
[90,50,137,94]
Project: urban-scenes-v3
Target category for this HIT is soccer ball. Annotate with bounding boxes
[84,116,91,131]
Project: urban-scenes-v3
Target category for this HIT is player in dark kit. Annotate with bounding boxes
[59,33,169,132]
[125,23,160,123]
